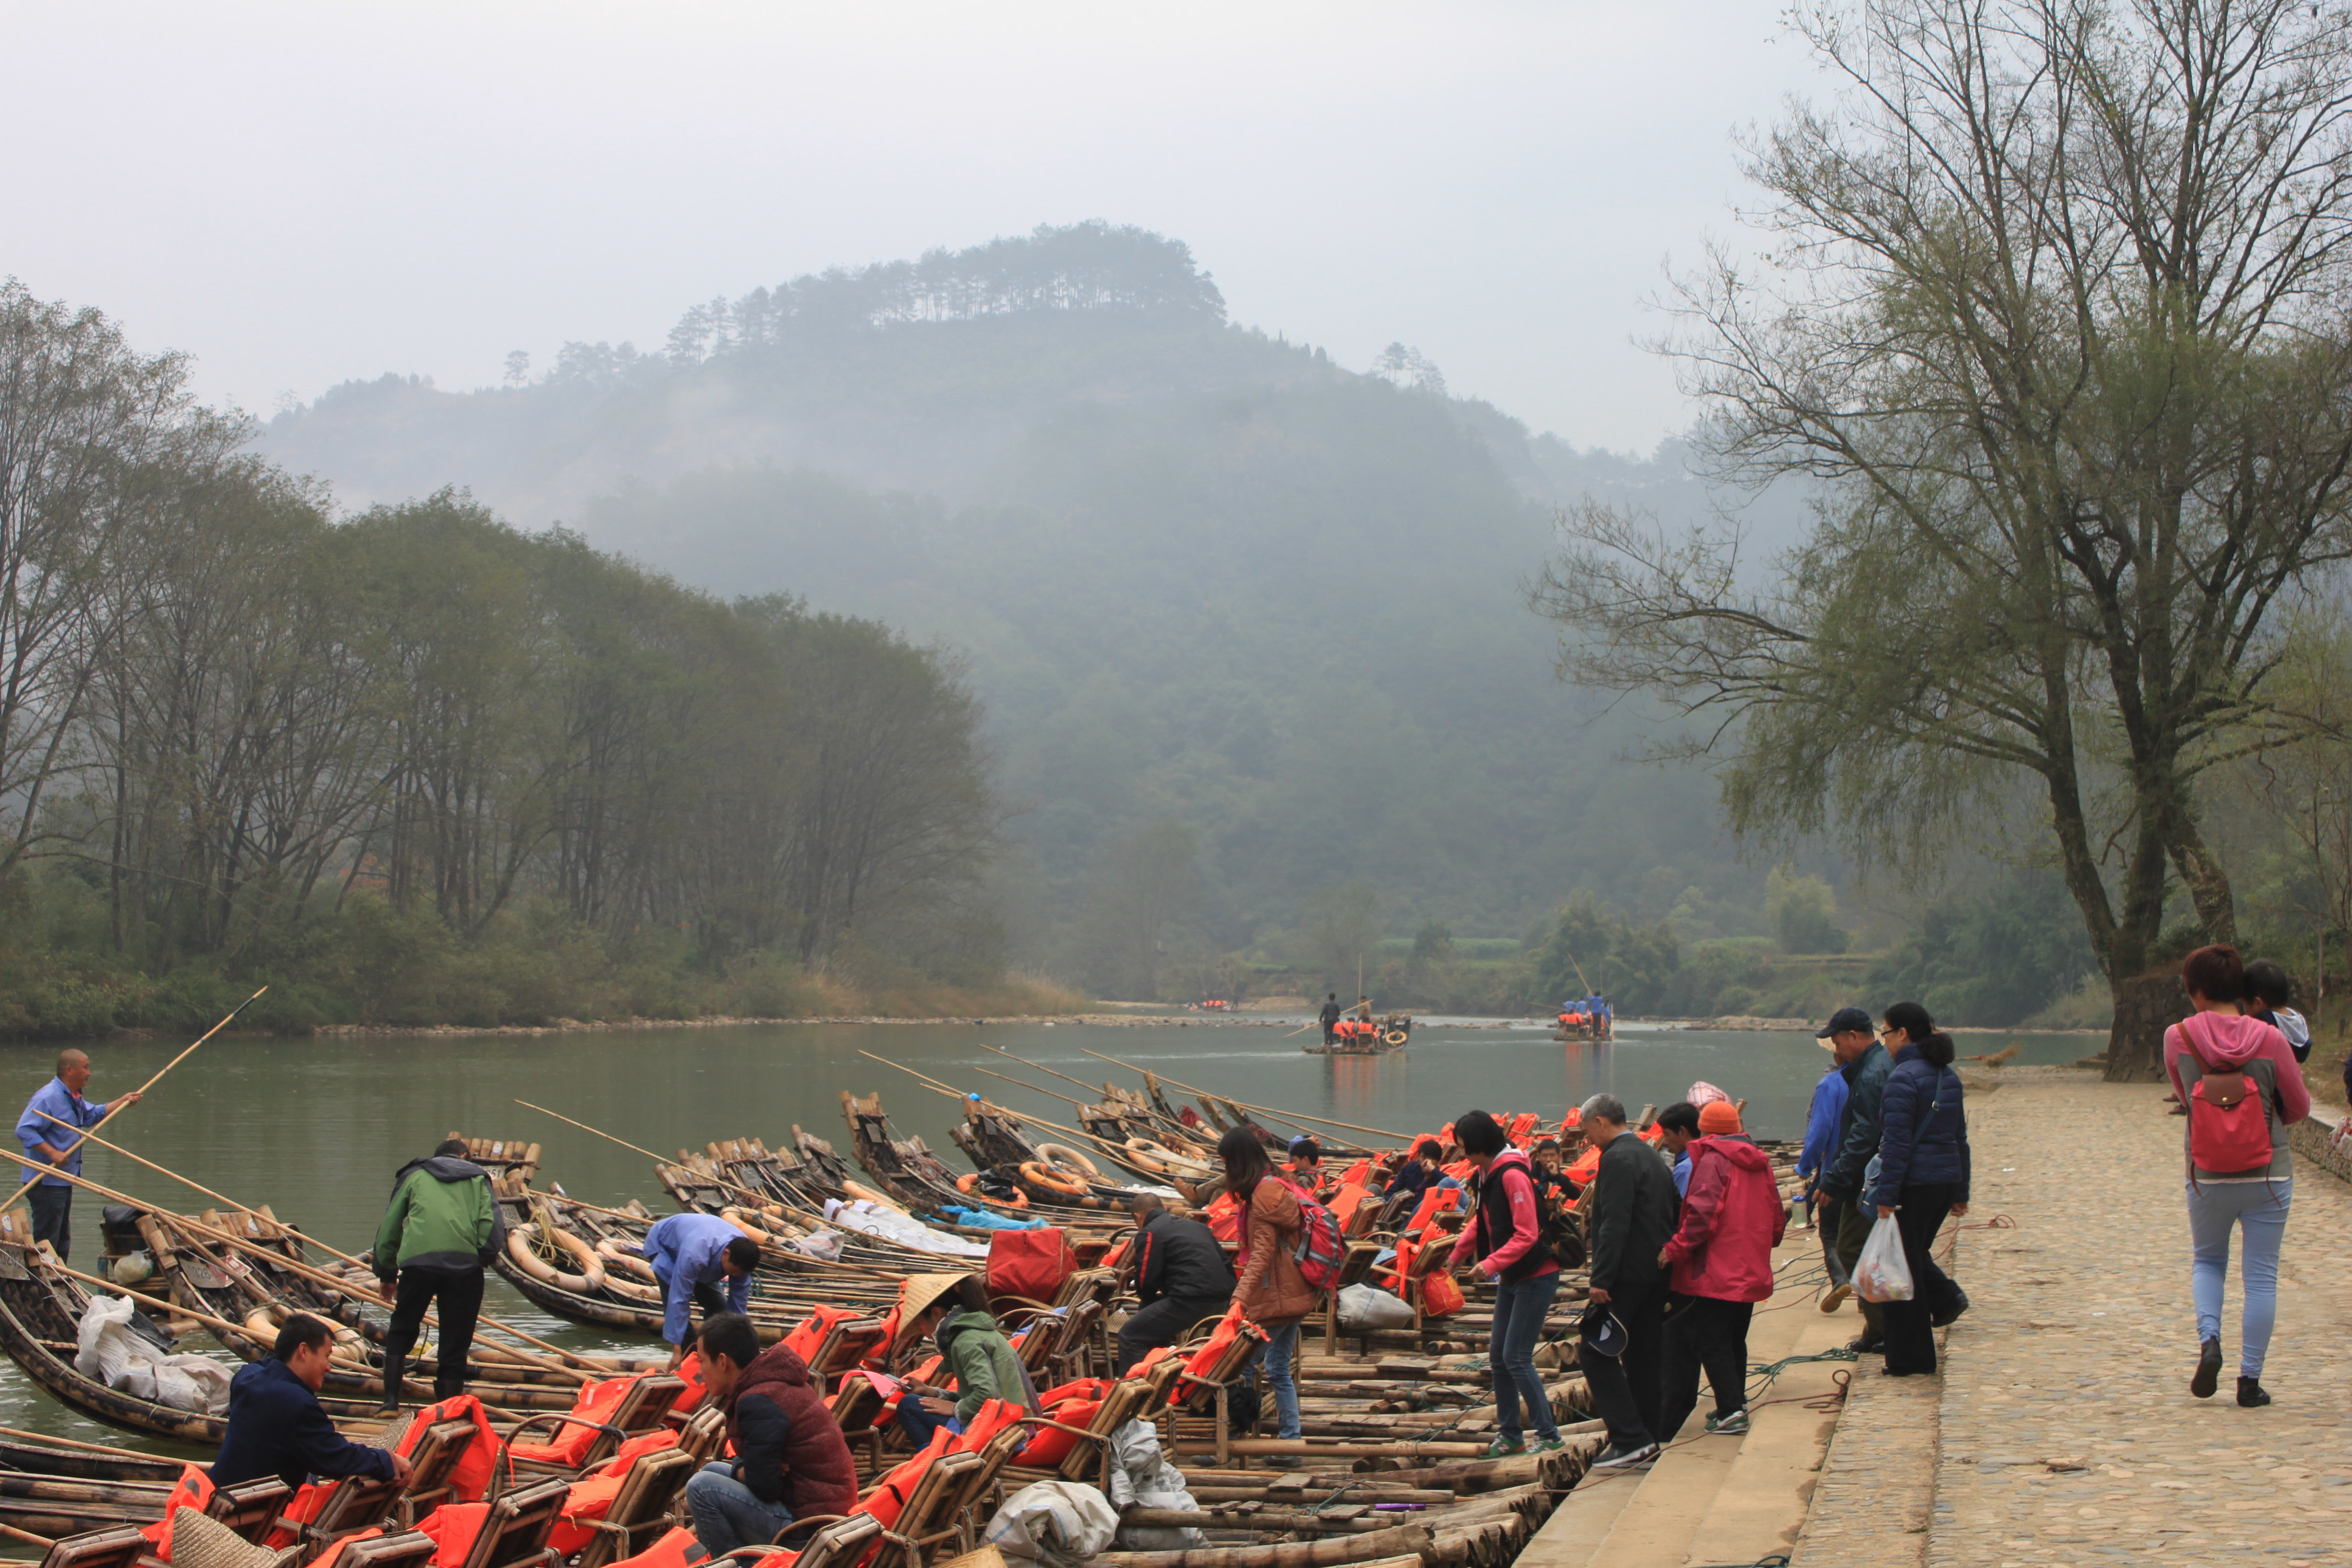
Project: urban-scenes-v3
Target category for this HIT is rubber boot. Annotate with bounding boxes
[434,1373,467,1404]
[377,1367,405,1414]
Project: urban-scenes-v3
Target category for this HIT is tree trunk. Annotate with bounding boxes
[2105,969,2186,1082]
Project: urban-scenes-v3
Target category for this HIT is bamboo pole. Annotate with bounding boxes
[1086,1524,1431,1568]
[852,1055,1106,1147]
[24,1163,598,1385]
[1,988,264,1213]
[29,1114,611,1373]
[976,1044,1120,1100]
[969,1065,1091,1112]
[510,1100,780,1214]
[0,1422,169,1463]
[1080,1051,1412,1142]
[0,1520,56,1550]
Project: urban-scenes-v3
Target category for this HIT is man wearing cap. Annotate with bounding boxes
[1654,1101,1785,1439]
[1803,1009,1869,1307]
[1576,1093,1678,1470]
[1816,1006,1894,1353]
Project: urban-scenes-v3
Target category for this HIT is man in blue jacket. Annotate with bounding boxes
[1802,1008,1870,1306]
[1816,1011,1894,1354]
[212,1316,409,1491]
[642,1213,761,1368]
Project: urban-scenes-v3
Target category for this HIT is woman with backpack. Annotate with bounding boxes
[1448,1110,1565,1455]
[1218,1127,1318,1440]
[2165,945,2309,1407]
[1868,1001,1971,1377]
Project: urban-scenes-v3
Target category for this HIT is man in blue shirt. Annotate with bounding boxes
[15,1049,142,1262]
[1801,1008,1870,1302]
[641,1213,760,1368]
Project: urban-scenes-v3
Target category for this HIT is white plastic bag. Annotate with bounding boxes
[1852,1213,1914,1303]
[1337,1283,1415,1330]
[985,1480,1121,1565]
[75,1295,232,1414]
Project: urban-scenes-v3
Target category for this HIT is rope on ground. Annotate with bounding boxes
[1686,1556,1792,1568]
[1745,1345,1858,1403]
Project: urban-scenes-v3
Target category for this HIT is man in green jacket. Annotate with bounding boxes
[893,1274,1039,1446]
[373,1139,507,1409]
[1815,1025,1894,1354]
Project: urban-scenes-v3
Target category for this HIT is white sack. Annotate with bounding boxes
[1337,1283,1415,1330]
[76,1295,231,1415]
[1105,1419,1206,1549]
[984,1480,1121,1566]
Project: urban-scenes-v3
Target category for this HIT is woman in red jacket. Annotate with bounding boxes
[1448,1109,1564,1455]
[1655,1101,1786,1440]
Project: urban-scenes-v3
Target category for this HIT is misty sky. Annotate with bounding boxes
[7,1,1827,454]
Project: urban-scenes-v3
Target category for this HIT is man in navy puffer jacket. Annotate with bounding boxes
[1868,1002,1971,1375]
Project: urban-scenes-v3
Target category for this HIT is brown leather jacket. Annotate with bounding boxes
[1231,1176,1317,1325]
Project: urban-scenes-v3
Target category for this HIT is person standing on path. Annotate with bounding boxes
[1448,1110,1565,1457]
[14,1049,142,1263]
[373,1138,507,1409]
[1318,993,1343,1047]
[1818,1012,1895,1354]
[1656,1100,1785,1438]
[2240,959,2313,1066]
[1803,1008,1869,1305]
[1577,1093,1680,1470]
[2164,944,2310,1408]
[1219,1126,1318,1441]
[1868,1002,1971,1376]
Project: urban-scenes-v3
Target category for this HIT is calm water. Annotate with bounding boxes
[0,1015,2096,1456]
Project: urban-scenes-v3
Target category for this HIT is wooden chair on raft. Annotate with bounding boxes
[447,1477,571,1568]
[677,1406,728,1464]
[30,1527,149,1568]
[799,1318,889,1391]
[332,1534,439,1568]
[207,1479,297,1543]
[707,1515,882,1568]
[568,1443,700,1568]
[505,1376,687,1477]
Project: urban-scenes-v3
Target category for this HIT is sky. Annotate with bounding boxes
[3,1,1829,454]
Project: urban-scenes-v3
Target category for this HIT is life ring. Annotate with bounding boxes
[719,1207,777,1246]
[1384,1029,1409,1046]
[842,1181,907,1214]
[593,1239,660,1284]
[1127,1138,1214,1178]
[507,1222,609,1294]
[1018,1161,1091,1198]
[953,1173,1029,1209]
[1035,1143,1101,1178]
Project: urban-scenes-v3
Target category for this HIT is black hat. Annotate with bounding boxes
[1578,1300,1627,1358]
[1816,1006,1872,1039]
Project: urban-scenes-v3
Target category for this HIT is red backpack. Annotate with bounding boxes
[1275,1178,1345,1293]
[2181,1019,2275,1175]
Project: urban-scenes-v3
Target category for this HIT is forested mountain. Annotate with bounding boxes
[263,224,1826,998]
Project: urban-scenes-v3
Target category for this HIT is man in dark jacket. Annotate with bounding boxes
[1118,1196,1236,1372]
[212,1316,409,1492]
[374,1139,508,1409]
[687,1313,858,1557]
[1577,1094,1678,1470]
[1817,1023,1894,1353]
[1318,994,1343,1047]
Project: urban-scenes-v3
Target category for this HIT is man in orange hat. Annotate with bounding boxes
[1654,1100,1784,1440]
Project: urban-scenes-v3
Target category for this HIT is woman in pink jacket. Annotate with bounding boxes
[1654,1101,1786,1439]
[1449,1110,1564,1456]
[2165,945,2308,1408]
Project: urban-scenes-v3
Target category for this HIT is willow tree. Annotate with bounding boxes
[1538,0,2352,1077]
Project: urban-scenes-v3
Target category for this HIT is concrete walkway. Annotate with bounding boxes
[1524,1065,2352,1568]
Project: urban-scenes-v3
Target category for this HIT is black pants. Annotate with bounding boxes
[1657,1295,1753,1440]
[27,1186,70,1263]
[1322,1025,1338,1045]
[1117,1294,1228,1374]
[381,1266,485,1405]
[1881,1182,1962,1375]
[1577,1279,1666,1449]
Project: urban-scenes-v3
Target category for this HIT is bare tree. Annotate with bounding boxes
[1538,0,2352,1077]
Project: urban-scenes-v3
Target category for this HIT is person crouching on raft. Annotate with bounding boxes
[686,1311,857,1557]
[1448,1110,1564,1456]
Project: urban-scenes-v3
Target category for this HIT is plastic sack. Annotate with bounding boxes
[1104,1420,1206,1550]
[1852,1213,1914,1303]
[1337,1283,1415,1330]
[984,1479,1121,1565]
[786,1231,843,1262]
[76,1295,231,1414]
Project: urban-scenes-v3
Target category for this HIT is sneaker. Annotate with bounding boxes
[1532,1437,1568,1453]
[1706,1408,1750,1435]
[1484,1435,1527,1458]
[1819,1283,1852,1314]
[1929,1286,1970,1328]
[2191,1337,2222,1399]
[1591,1441,1660,1470]
[2237,1376,2271,1408]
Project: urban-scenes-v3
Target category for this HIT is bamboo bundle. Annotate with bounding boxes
[1086,1524,1433,1568]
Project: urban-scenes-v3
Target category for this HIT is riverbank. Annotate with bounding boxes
[308,1008,1290,1038]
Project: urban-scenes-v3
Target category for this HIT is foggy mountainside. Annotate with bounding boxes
[262,224,1947,1008]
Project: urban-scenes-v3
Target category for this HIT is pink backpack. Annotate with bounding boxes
[2180,1018,2274,1175]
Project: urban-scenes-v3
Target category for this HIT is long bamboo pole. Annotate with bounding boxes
[854,1054,1106,1147]
[0,1520,55,1550]
[969,1065,1091,1111]
[0,988,264,1214]
[1080,1050,1412,1142]
[977,1043,1127,1101]
[0,1421,168,1463]
[22,1162,597,1384]
[27,1113,610,1373]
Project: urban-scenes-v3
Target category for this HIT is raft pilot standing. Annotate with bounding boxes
[374,1139,507,1409]
[15,1049,141,1262]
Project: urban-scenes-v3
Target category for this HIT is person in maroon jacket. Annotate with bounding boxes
[687,1314,859,1556]
[1655,1101,1787,1439]
[1448,1110,1564,1456]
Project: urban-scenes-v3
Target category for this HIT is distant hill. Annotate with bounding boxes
[259,223,1819,992]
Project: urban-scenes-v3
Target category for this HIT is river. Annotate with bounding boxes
[0,1015,2098,1455]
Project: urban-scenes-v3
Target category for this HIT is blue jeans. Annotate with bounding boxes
[2187,1179,2292,1378]
[1489,1272,1561,1443]
[1254,1322,1301,1440]
[686,1462,793,1556]
[893,1389,965,1449]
